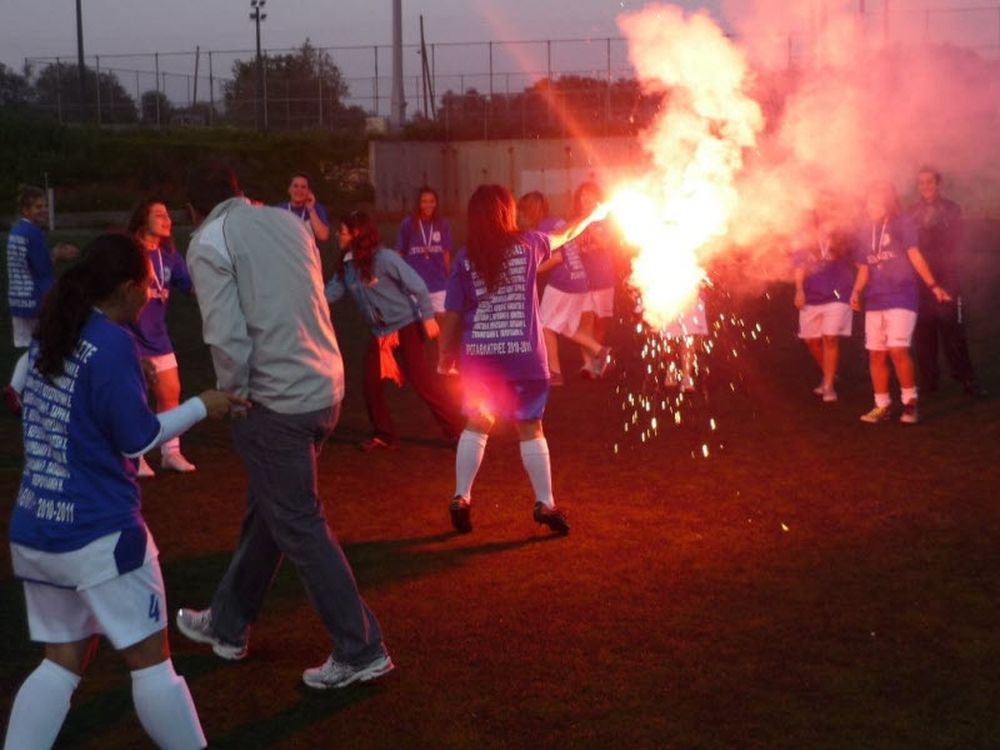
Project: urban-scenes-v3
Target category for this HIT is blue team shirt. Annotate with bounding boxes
[577,221,617,291]
[9,311,161,559]
[792,234,855,305]
[6,218,54,318]
[278,201,330,236]
[130,245,193,357]
[855,215,920,312]
[540,217,589,294]
[445,231,551,381]
[395,216,452,293]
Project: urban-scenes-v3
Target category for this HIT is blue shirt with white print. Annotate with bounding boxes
[10,310,160,556]
[855,215,920,312]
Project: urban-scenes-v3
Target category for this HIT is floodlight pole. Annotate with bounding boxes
[76,0,87,121]
[250,0,268,131]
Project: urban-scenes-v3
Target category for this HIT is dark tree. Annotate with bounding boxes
[223,39,357,130]
[0,63,32,108]
[140,90,174,125]
[30,62,137,123]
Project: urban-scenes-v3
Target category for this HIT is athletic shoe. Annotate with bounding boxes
[550,372,565,387]
[175,608,248,661]
[533,502,570,535]
[822,386,838,403]
[579,366,593,381]
[359,437,397,452]
[591,347,613,378]
[859,405,892,423]
[302,651,394,690]
[812,383,826,397]
[161,452,196,473]
[449,496,472,533]
[3,385,22,418]
[137,455,156,478]
[899,399,919,424]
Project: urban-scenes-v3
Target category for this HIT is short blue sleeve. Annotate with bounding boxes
[89,332,160,455]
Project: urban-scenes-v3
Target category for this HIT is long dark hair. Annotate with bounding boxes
[127,198,173,254]
[466,184,519,293]
[414,185,440,222]
[572,181,604,220]
[342,211,381,283]
[36,234,148,380]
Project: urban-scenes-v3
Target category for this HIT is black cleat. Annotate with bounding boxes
[450,496,472,533]
[533,503,570,535]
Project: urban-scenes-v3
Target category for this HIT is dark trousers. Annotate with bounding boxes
[914,299,978,390]
[364,321,464,444]
[210,402,385,666]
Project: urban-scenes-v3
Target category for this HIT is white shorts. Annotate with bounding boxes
[583,287,615,319]
[429,290,447,315]
[147,352,178,373]
[540,287,588,337]
[12,316,36,348]
[22,556,167,649]
[798,302,852,339]
[865,308,918,351]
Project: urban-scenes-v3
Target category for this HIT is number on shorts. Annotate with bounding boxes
[148,594,161,623]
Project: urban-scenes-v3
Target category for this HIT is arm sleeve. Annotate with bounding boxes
[386,252,434,319]
[187,229,253,398]
[168,250,195,295]
[325,274,346,304]
[127,397,208,458]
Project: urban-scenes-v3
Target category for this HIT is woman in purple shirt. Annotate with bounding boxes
[440,185,606,536]
[127,199,196,476]
[850,182,950,425]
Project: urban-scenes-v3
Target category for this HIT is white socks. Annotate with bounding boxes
[4,659,80,750]
[520,437,555,509]
[160,436,181,455]
[9,352,29,393]
[874,392,891,408]
[454,430,488,501]
[131,659,206,749]
[901,386,918,404]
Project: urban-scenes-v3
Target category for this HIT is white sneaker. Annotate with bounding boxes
[302,652,394,689]
[137,455,155,478]
[822,386,838,403]
[162,451,196,473]
[812,383,826,396]
[175,608,248,661]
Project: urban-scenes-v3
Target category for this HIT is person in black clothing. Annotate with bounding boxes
[909,167,985,397]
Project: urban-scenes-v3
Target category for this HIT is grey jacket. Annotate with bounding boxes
[187,197,345,413]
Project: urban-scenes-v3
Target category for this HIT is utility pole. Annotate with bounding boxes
[390,0,406,131]
[250,0,267,131]
[75,0,87,121]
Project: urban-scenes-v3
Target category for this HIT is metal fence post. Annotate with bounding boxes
[373,45,379,115]
[154,52,161,127]
[208,50,215,125]
[55,58,63,123]
[95,55,102,125]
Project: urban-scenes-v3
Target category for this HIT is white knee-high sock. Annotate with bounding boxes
[454,430,488,501]
[131,659,206,750]
[10,352,29,392]
[4,658,80,750]
[520,437,554,508]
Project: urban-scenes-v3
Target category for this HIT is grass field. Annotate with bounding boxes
[1,223,998,749]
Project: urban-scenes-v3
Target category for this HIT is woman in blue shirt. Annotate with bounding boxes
[395,186,453,320]
[5,233,240,750]
[128,199,197,476]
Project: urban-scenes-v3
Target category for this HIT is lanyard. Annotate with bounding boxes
[151,249,166,291]
[871,220,887,255]
[417,220,434,254]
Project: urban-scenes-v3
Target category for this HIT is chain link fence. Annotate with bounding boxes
[21,5,1000,131]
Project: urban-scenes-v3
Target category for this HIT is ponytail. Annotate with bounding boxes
[35,234,147,380]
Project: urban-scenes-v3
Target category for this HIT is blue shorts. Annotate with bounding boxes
[462,377,549,422]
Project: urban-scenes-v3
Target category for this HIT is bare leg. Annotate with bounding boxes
[821,335,839,388]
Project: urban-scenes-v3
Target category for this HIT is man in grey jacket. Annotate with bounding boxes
[174,162,393,689]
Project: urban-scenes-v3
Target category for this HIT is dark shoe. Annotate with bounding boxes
[359,437,396,452]
[450,496,472,533]
[533,502,570,535]
[3,385,22,418]
[900,399,919,425]
[579,366,593,381]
